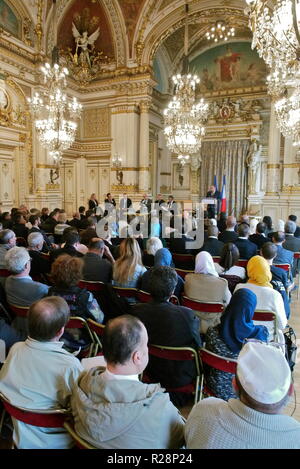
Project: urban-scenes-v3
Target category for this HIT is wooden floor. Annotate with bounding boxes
[0,288,299,448]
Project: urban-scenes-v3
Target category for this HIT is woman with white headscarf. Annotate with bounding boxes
[184,251,231,333]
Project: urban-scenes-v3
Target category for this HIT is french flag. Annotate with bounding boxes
[220,175,227,213]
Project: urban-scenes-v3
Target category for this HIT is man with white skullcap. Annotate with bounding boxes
[185,341,300,448]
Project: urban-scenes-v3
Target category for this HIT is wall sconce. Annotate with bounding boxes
[112,153,123,185]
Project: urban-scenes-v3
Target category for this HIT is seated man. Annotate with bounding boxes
[234,223,257,260]
[200,225,224,256]
[249,222,267,249]
[82,238,114,283]
[272,231,295,281]
[185,341,300,449]
[71,314,184,449]
[50,230,84,263]
[0,229,16,269]
[0,297,83,449]
[132,266,201,406]
[28,214,53,252]
[218,216,238,243]
[27,232,51,277]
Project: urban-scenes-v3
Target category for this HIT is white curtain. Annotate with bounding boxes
[199,140,250,217]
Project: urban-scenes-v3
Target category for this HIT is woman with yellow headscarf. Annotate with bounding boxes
[234,255,287,341]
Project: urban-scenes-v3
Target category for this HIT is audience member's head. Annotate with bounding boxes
[220,289,268,353]
[29,214,40,227]
[247,255,272,287]
[79,206,85,215]
[57,212,67,224]
[146,237,163,256]
[85,216,97,228]
[41,207,49,217]
[12,213,26,225]
[27,232,44,251]
[154,248,173,267]
[261,242,277,262]
[28,297,70,342]
[288,215,297,223]
[234,341,292,415]
[5,246,30,274]
[240,214,250,225]
[219,243,240,271]
[285,220,296,235]
[276,219,285,232]
[29,208,40,216]
[226,216,237,229]
[148,266,177,302]
[51,254,83,288]
[272,231,285,244]
[113,238,143,284]
[88,237,105,255]
[256,222,266,235]
[102,315,148,375]
[238,223,250,238]
[262,216,272,231]
[64,230,80,247]
[195,251,218,277]
[50,209,60,221]
[208,225,219,238]
[0,229,16,247]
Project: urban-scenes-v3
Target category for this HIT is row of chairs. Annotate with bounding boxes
[0,344,238,449]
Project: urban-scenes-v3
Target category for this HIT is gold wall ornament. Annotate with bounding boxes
[111,183,138,192]
[83,108,111,139]
[35,0,44,52]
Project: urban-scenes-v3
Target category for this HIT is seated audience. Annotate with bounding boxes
[54,212,70,240]
[262,215,273,237]
[234,223,257,260]
[40,207,49,223]
[261,242,290,319]
[283,220,300,276]
[0,297,83,449]
[204,289,268,401]
[0,229,16,270]
[132,266,201,406]
[27,232,51,277]
[214,243,246,292]
[288,214,300,238]
[217,212,227,233]
[249,222,267,249]
[40,208,60,234]
[184,251,231,333]
[140,248,183,298]
[272,231,294,276]
[68,212,82,230]
[82,238,114,283]
[112,238,146,291]
[200,226,224,256]
[28,214,53,251]
[218,216,238,243]
[267,219,285,240]
[234,255,287,341]
[185,341,300,449]
[50,230,84,263]
[1,212,12,229]
[143,237,163,267]
[11,213,29,240]
[78,206,86,222]
[5,246,49,307]
[48,254,103,323]
[79,216,98,247]
[71,315,185,449]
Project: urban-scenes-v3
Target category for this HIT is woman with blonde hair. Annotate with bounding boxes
[113,238,146,290]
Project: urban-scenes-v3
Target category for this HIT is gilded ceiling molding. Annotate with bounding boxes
[134,0,157,65]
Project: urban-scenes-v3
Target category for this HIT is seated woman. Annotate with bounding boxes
[184,251,231,333]
[141,248,183,298]
[48,254,104,349]
[214,243,246,293]
[234,255,287,342]
[204,289,268,401]
[142,237,163,267]
[112,238,146,299]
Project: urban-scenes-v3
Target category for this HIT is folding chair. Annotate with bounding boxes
[172,253,195,269]
[198,348,237,400]
[64,421,97,449]
[182,296,224,315]
[253,310,277,341]
[65,316,95,358]
[175,268,194,280]
[0,269,10,278]
[0,392,69,448]
[143,345,201,404]
[273,263,290,272]
[237,259,248,268]
[136,290,152,303]
[294,252,300,299]
[212,256,221,264]
[87,318,105,356]
[8,304,29,318]
[16,237,27,247]
[78,280,106,293]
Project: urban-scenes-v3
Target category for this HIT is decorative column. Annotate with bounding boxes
[139,100,151,193]
[266,102,281,194]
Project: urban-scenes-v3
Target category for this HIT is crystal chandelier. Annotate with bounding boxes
[205,21,235,43]
[164,2,209,164]
[245,0,300,145]
[28,0,82,164]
